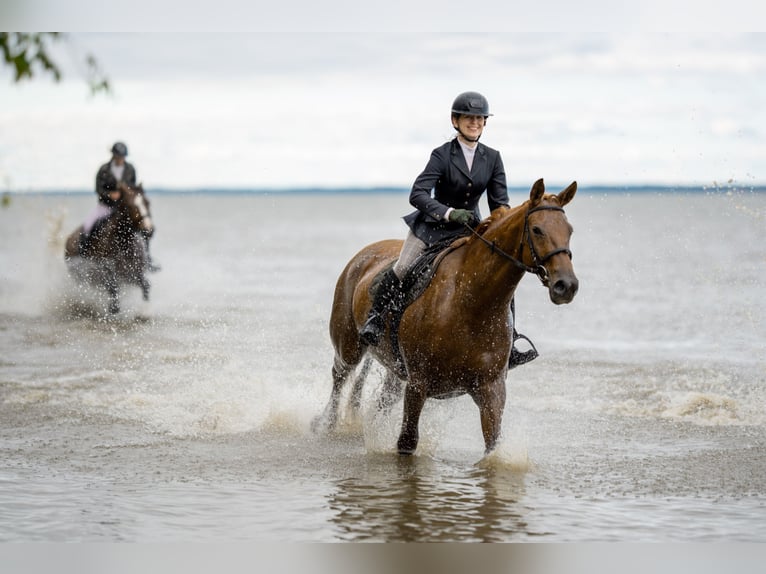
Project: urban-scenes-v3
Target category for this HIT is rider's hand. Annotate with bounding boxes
[108,190,121,202]
[449,209,475,225]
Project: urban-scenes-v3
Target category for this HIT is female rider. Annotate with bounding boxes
[359,91,537,369]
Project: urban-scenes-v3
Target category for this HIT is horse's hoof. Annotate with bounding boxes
[397,436,417,455]
[108,302,120,314]
[311,414,333,435]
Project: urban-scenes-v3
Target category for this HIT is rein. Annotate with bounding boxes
[466,205,572,287]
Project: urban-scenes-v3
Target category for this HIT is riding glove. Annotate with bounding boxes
[449,209,475,225]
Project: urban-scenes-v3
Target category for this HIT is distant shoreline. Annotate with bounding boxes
[4,184,766,196]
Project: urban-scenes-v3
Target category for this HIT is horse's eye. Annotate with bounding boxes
[532,226,545,236]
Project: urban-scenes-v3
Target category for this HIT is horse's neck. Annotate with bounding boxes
[99,208,131,246]
[447,207,528,311]
[479,206,528,262]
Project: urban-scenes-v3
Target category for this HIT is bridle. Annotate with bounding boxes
[467,204,572,287]
[119,188,154,237]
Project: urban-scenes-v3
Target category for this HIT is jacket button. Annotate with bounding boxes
[467,182,472,187]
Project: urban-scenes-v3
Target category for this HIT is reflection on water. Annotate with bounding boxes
[328,455,536,542]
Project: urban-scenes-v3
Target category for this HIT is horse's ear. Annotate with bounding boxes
[557,181,577,207]
[529,178,545,206]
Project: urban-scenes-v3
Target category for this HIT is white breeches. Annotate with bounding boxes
[83,203,112,235]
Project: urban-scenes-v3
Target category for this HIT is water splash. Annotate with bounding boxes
[664,392,741,426]
[476,437,531,473]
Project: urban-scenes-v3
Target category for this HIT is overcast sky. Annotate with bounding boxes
[2,31,765,191]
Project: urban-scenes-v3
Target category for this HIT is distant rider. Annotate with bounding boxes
[83,141,159,270]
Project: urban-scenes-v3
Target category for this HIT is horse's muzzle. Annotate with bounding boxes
[549,276,578,304]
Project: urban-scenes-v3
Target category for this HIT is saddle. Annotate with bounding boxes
[78,217,110,257]
[371,236,470,378]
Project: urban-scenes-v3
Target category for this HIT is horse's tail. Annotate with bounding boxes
[64,226,85,259]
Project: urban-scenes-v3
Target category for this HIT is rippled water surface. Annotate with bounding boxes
[1,189,764,541]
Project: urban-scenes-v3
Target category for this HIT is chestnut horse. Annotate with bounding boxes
[64,184,154,314]
[313,179,578,455]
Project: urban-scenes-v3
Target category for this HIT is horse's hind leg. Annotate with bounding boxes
[107,292,120,314]
[311,355,353,434]
[348,356,373,415]
[105,275,120,314]
[375,369,403,415]
[349,358,404,418]
[140,275,150,301]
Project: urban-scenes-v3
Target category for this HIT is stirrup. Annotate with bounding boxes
[508,332,538,369]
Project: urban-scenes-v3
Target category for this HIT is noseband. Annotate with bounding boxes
[468,204,572,287]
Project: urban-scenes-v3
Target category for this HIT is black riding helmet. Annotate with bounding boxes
[111,142,128,157]
[451,91,491,143]
[451,91,492,118]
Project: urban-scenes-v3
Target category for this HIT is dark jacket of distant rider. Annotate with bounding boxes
[95,141,137,205]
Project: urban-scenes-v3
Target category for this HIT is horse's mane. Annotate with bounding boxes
[469,194,563,241]
[468,204,525,241]
[442,206,515,252]
[450,194,564,251]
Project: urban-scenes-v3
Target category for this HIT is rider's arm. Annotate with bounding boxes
[409,146,452,221]
[124,163,137,187]
[485,149,510,211]
[95,165,111,202]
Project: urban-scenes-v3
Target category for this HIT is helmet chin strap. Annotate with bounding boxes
[456,127,480,143]
[453,117,485,144]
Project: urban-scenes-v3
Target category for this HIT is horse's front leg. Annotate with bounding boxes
[105,269,120,315]
[397,382,427,455]
[376,369,403,414]
[471,379,507,454]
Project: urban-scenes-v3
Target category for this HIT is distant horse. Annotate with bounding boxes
[313,179,579,455]
[64,184,154,314]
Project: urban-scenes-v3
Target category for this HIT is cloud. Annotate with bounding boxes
[2,32,765,190]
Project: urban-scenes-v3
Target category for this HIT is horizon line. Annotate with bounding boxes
[4,183,766,195]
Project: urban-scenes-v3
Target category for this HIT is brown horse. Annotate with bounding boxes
[64,184,154,314]
[313,178,578,455]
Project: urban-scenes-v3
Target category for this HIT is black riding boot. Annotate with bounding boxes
[78,232,90,257]
[359,268,403,346]
[508,298,539,369]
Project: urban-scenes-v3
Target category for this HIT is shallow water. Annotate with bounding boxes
[1,189,764,541]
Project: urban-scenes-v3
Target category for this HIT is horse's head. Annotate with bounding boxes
[118,184,154,237]
[523,178,578,304]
